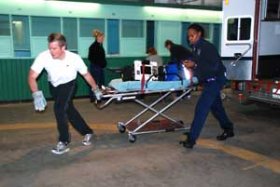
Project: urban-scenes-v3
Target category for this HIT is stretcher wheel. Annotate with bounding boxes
[177,120,184,125]
[117,122,126,133]
[128,134,136,143]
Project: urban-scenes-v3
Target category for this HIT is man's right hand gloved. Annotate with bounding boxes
[32,90,47,111]
[92,87,103,101]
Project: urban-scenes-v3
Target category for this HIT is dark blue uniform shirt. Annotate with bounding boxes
[191,38,226,82]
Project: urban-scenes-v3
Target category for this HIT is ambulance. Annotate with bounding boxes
[221,0,280,106]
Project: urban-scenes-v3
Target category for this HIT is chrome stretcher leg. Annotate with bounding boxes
[134,99,179,124]
[124,88,193,143]
[117,91,172,133]
[130,88,192,135]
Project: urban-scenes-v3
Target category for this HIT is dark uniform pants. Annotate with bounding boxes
[189,75,233,143]
[50,80,93,144]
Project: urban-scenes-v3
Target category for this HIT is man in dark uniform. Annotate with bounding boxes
[181,24,234,149]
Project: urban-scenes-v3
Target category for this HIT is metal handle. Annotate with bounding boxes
[225,43,252,66]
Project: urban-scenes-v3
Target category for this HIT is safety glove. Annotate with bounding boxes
[32,90,47,111]
[191,76,199,85]
[92,87,103,101]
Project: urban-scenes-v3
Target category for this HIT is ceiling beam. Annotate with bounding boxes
[45,0,221,10]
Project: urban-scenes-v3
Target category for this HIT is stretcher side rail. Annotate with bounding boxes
[96,86,189,110]
[145,72,184,88]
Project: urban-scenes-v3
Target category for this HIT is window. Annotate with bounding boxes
[240,18,251,40]
[31,16,60,36]
[79,18,105,37]
[12,15,31,57]
[181,22,191,49]
[212,24,221,52]
[0,14,10,35]
[200,23,211,40]
[122,20,143,38]
[227,17,251,41]
[146,21,155,50]
[227,18,238,40]
[107,19,120,55]
[266,0,280,20]
[63,18,77,51]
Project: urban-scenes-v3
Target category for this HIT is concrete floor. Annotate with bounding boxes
[0,92,279,187]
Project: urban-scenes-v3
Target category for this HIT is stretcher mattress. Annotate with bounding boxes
[108,79,191,92]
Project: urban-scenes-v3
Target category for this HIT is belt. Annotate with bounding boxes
[205,77,216,83]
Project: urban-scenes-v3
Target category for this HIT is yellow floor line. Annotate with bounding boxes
[198,139,280,174]
[0,123,279,174]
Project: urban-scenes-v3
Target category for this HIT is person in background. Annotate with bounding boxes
[164,39,192,64]
[164,40,192,99]
[146,47,163,67]
[181,23,234,149]
[164,39,192,80]
[28,33,102,155]
[88,29,107,102]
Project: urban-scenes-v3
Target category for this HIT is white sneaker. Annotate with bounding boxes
[82,134,93,146]
[51,142,70,155]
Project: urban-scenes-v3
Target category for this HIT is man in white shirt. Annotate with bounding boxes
[28,33,102,155]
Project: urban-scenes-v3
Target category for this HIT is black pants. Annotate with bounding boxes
[89,63,105,101]
[49,80,93,144]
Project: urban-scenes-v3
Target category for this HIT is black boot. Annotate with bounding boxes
[179,132,195,149]
[216,129,234,141]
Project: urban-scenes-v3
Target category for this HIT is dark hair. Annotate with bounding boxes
[188,23,205,38]
[48,33,67,47]
[164,39,173,47]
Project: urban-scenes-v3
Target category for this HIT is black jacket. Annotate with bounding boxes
[191,38,226,82]
[169,43,192,63]
[88,41,107,68]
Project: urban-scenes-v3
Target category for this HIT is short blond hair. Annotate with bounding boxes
[92,29,104,38]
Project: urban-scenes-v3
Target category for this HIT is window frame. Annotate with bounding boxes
[0,14,11,36]
[226,16,253,42]
[12,15,31,57]
[264,0,280,20]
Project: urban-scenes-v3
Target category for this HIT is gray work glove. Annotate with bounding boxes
[191,76,199,85]
[92,87,103,101]
[32,90,47,111]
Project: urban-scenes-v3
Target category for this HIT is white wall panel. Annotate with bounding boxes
[78,37,93,58]
[155,21,181,56]
[0,37,13,57]
[120,38,146,56]
[31,37,48,57]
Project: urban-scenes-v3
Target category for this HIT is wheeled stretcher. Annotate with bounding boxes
[97,78,193,143]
